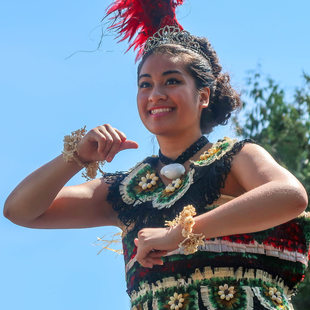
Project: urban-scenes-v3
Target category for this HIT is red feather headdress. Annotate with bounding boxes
[104,0,185,61]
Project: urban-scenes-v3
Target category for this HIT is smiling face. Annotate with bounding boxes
[137,53,209,138]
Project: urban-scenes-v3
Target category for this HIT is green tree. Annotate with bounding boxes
[233,70,310,309]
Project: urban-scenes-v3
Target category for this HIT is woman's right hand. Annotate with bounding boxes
[77,124,138,163]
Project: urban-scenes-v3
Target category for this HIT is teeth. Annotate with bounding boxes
[150,108,172,115]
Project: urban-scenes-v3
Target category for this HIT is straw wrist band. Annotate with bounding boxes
[62,126,104,180]
[165,205,205,255]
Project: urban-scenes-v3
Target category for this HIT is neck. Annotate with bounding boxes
[156,130,203,160]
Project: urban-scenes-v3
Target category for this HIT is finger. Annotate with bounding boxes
[97,126,114,159]
[137,251,164,268]
[142,258,155,268]
[114,128,127,142]
[114,128,138,151]
[135,244,154,267]
[147,250,167,258]
[119,140,139,151]
[92,130,107,155]
[103,125,123,162]
[82,129,107,162]
[143,256,165,267]
[146,257,164,266]
[135,253,153,268]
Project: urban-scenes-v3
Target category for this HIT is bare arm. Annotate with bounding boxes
[133,143,308,268]
[3,124,138,229]
[193,143,308,238]
[4,154,83,226]
[4,155,120,228]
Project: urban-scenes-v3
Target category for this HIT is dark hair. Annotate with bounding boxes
[137,37,241,134]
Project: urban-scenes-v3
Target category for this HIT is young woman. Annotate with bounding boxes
[4,1,309,309]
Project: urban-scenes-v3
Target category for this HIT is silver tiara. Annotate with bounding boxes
[143,25,212,69]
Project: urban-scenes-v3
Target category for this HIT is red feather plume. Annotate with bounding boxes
[104,0,184,60]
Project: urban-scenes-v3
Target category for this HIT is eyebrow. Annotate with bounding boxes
[138,70,183,81]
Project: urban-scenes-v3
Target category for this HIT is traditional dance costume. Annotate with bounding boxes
[103,138,310,309]
[101,1,310,309]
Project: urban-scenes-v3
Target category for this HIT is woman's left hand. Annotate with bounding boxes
[134,225,183,268]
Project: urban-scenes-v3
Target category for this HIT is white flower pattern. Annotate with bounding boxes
[218,284,235,301]
[168,292,185,310]
[139,173,159,190]
[165,178,182,193]
[268,287,283,304]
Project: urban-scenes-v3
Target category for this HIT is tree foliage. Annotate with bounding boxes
[233,71,310,309]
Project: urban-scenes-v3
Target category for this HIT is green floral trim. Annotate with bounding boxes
[252,284,291,310]
[193,137,238,167]
[131,290,153,310]
[119,138,239,209]
[157,287,199,310]
[201,280,250,310]
[120,163,165,205]
[131,276,292,310]
[119,161,195,210]
[130,267,293,302]
[153,169,194,210]
[131,284,199,310]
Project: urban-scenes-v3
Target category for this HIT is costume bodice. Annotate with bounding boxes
[104,138,310,310]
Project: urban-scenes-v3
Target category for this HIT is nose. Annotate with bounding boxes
[148,85,167,103]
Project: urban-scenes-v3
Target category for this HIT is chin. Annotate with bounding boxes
[149,127,183,137]
[142,121,170,135]
[147,128,170,136]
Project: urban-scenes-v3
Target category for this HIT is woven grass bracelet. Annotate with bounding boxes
[165,205,205,255]
[62,126,104,180]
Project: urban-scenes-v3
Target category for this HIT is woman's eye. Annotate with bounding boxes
[139,81,151,88]
[166,78,180,85]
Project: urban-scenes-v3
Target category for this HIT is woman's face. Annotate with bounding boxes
[137,53,209,138]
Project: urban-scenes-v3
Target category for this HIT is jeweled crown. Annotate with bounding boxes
[143,25,211,68]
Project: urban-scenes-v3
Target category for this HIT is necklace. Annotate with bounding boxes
[159,136,209,180]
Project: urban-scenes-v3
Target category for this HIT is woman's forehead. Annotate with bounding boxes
[139,53,188,75]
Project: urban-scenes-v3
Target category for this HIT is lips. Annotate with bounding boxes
[149,107,173,115]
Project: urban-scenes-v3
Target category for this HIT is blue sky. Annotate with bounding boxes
[1,1,310,309]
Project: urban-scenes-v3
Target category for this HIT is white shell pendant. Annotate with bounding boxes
[160,163,185,180]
